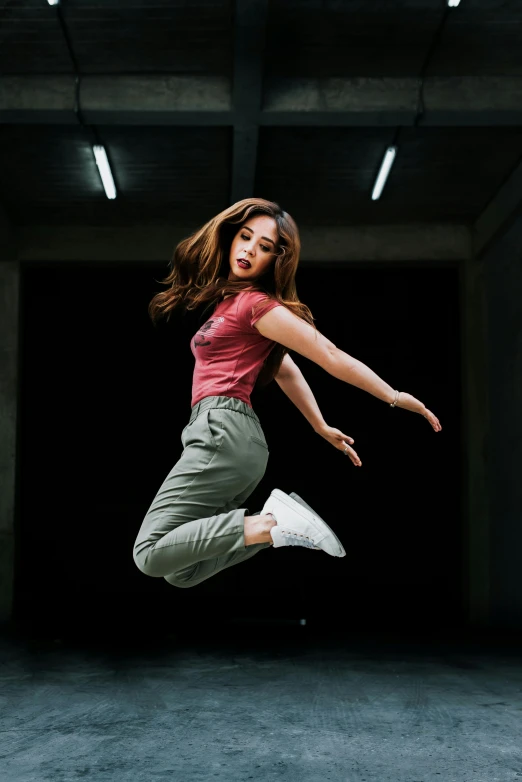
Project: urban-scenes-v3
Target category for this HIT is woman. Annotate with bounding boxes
[132,198,441,588]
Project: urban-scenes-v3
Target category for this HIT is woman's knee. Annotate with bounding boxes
[133,546,163,578]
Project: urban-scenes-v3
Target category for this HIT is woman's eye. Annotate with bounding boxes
[240,233,270,252]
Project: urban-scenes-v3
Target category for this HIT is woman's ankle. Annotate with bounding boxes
[244,513,276,546]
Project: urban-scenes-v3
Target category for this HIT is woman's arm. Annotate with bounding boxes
[275,355,363,465]
[255,305,440,429]
[275,357,326,433]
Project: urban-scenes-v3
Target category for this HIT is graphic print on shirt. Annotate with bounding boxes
[193,316,225,348]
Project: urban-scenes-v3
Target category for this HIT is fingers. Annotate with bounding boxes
[424,409,442,432]
[341,440,362,467]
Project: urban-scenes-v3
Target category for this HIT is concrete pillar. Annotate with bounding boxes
[0,262,19,624]
[460,253,492,629]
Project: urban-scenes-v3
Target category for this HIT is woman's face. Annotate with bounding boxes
[228,214,279,282]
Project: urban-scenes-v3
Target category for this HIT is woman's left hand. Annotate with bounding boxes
[315,423,362,467]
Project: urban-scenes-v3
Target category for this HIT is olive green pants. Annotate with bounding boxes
[132,395,272,588]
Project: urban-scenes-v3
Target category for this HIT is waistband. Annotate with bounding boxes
[189,395,260,426]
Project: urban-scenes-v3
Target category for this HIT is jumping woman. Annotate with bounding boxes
[132,198,442,588]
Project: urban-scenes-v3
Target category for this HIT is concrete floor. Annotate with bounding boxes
[2,628,522,782]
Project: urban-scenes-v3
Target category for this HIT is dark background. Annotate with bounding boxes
[15,262,459,637]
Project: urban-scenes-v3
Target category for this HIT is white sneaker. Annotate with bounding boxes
[262,488,346,557]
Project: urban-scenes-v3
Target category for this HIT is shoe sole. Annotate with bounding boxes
[268,488,346,557]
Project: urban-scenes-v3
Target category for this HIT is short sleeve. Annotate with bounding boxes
[238,290,282,332]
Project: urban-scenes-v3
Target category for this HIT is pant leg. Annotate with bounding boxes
[163,476,268,588]
[132,401,271,582]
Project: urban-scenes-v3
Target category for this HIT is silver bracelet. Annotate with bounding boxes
[390,389,400,408]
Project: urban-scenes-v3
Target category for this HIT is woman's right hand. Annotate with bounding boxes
[396,392,442,432]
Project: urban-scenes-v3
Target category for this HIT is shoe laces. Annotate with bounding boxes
[279,529,317,549]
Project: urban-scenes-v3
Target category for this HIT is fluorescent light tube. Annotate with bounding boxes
[447,0,461,7]
[92,145,117,200]
[47,0,60,6]
[371,145,397,201]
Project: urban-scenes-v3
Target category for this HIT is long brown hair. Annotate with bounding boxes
[148,197,317,387]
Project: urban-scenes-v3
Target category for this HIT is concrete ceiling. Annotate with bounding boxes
[2,0,521,77]
[0,0,521,256]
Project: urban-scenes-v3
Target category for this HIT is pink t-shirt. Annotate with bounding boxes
[190,289,282,408]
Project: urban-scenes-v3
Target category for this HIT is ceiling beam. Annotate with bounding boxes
[16,224,471,263]
[230,0,268,203]
[262,76,522,126]
[0,74,231,125]
[2,75,522,126]
[472,156,522,259]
